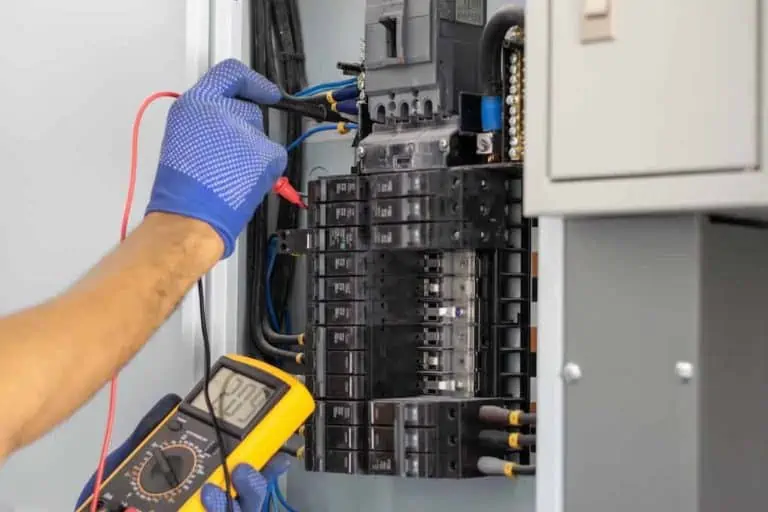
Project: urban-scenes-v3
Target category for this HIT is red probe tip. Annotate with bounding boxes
[273,177,307,208]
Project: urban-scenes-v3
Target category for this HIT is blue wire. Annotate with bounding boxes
[273,484,299,512]
[294,78,356,97]
[286,123,358,153]
[330,84,359,102]
[265,236,280,331]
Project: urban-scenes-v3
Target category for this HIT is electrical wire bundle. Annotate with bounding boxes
[251,0,307,335]
[475,405,537,479]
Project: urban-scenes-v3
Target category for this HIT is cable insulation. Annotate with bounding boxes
[286,123,357,153]
[294,78,356,97]
[198,280,235,512]
[89,91,180,512]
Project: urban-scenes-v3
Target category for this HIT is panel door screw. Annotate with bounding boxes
[562,362,582,383]
[675,361,694,382]
[439,139,450,152]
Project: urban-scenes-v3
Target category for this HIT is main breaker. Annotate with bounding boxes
[280,0,534,479]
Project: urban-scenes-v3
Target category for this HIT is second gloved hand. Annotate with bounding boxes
[146,59,287,258]
[201,455,292,512]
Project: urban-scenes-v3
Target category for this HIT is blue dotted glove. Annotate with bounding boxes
[146,58,287,258]
[201,455,292,512]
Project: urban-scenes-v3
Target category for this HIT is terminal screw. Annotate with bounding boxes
[439,138,450,152]
[357,146,366,158]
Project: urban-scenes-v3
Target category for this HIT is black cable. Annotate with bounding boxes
[269,0,306,325]
[197,279,234,512]
[479,5,524,95]
[246,207,302,362]
[262,315,303,344]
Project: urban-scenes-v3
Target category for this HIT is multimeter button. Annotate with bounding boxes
[167,419,182,432]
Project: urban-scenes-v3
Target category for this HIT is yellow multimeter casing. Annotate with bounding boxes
[77,354,314,512]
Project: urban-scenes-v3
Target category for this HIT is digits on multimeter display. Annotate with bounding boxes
[189,367,273,429]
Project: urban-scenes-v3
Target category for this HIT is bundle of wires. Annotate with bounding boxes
[294,78,356,98]
[251,0,307,333]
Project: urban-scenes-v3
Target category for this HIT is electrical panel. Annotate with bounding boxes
[281,1,535,479]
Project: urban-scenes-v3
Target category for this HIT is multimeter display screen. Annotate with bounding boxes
[190,367,273,429]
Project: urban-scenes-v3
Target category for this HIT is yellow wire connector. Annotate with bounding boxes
[477,456,536,479]
[479,430,535,449]
[336,122,351,135]
[479,405,536,426]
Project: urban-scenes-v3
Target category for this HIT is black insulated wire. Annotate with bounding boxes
[336,61,364,76]
[477,456,536,478]
[247,209,302,362]
[280,434,305,458]
[267,0,307,329]
[478,405,536,426]
[514,465,536,476]
[478,430,536,449]
[262,316,303,345]
[197,280,234,512]
[479,5,525,95]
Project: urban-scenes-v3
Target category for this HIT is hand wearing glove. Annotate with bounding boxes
[200,454,292,512]
[75,394,291,512]
[146,58,287,258]
[75,394,182,509]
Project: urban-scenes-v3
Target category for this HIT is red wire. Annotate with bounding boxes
[89,91,180,512]
[90,89,305,510]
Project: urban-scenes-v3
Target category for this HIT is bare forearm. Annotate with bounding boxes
[0,213,223,461]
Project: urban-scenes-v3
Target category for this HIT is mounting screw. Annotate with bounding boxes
[477,136,492,153]
[451,231,460,241]
[357,146,366,158]
[439,139,450,152]
[562,362,582,384]
[480,179,488,189]
[675,361,694,382]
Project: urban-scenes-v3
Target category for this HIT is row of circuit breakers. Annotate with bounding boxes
[280,1,535,479]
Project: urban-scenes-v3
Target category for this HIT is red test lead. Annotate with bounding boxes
[273,177,307,208]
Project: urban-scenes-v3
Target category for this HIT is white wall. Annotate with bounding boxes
[0,1,194,508]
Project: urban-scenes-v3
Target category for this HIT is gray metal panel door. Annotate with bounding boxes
[563,217,700,512]
[549,0,758,180]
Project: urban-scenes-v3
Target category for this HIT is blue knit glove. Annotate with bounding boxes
[201,455,291,512]
[146,58,287,257]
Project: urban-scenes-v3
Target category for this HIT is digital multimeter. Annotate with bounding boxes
[77,355,314,512]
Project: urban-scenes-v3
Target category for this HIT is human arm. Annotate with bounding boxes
[0,214,222,461]
[0,59,287,464]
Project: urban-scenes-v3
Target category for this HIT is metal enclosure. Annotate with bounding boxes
[561,216,768,512]
[524,0,768,215]
[286,0,535,510]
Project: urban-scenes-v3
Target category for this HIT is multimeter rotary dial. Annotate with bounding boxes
[131,440,206,500]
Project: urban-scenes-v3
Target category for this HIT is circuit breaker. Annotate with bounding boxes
[280,0,536,479]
